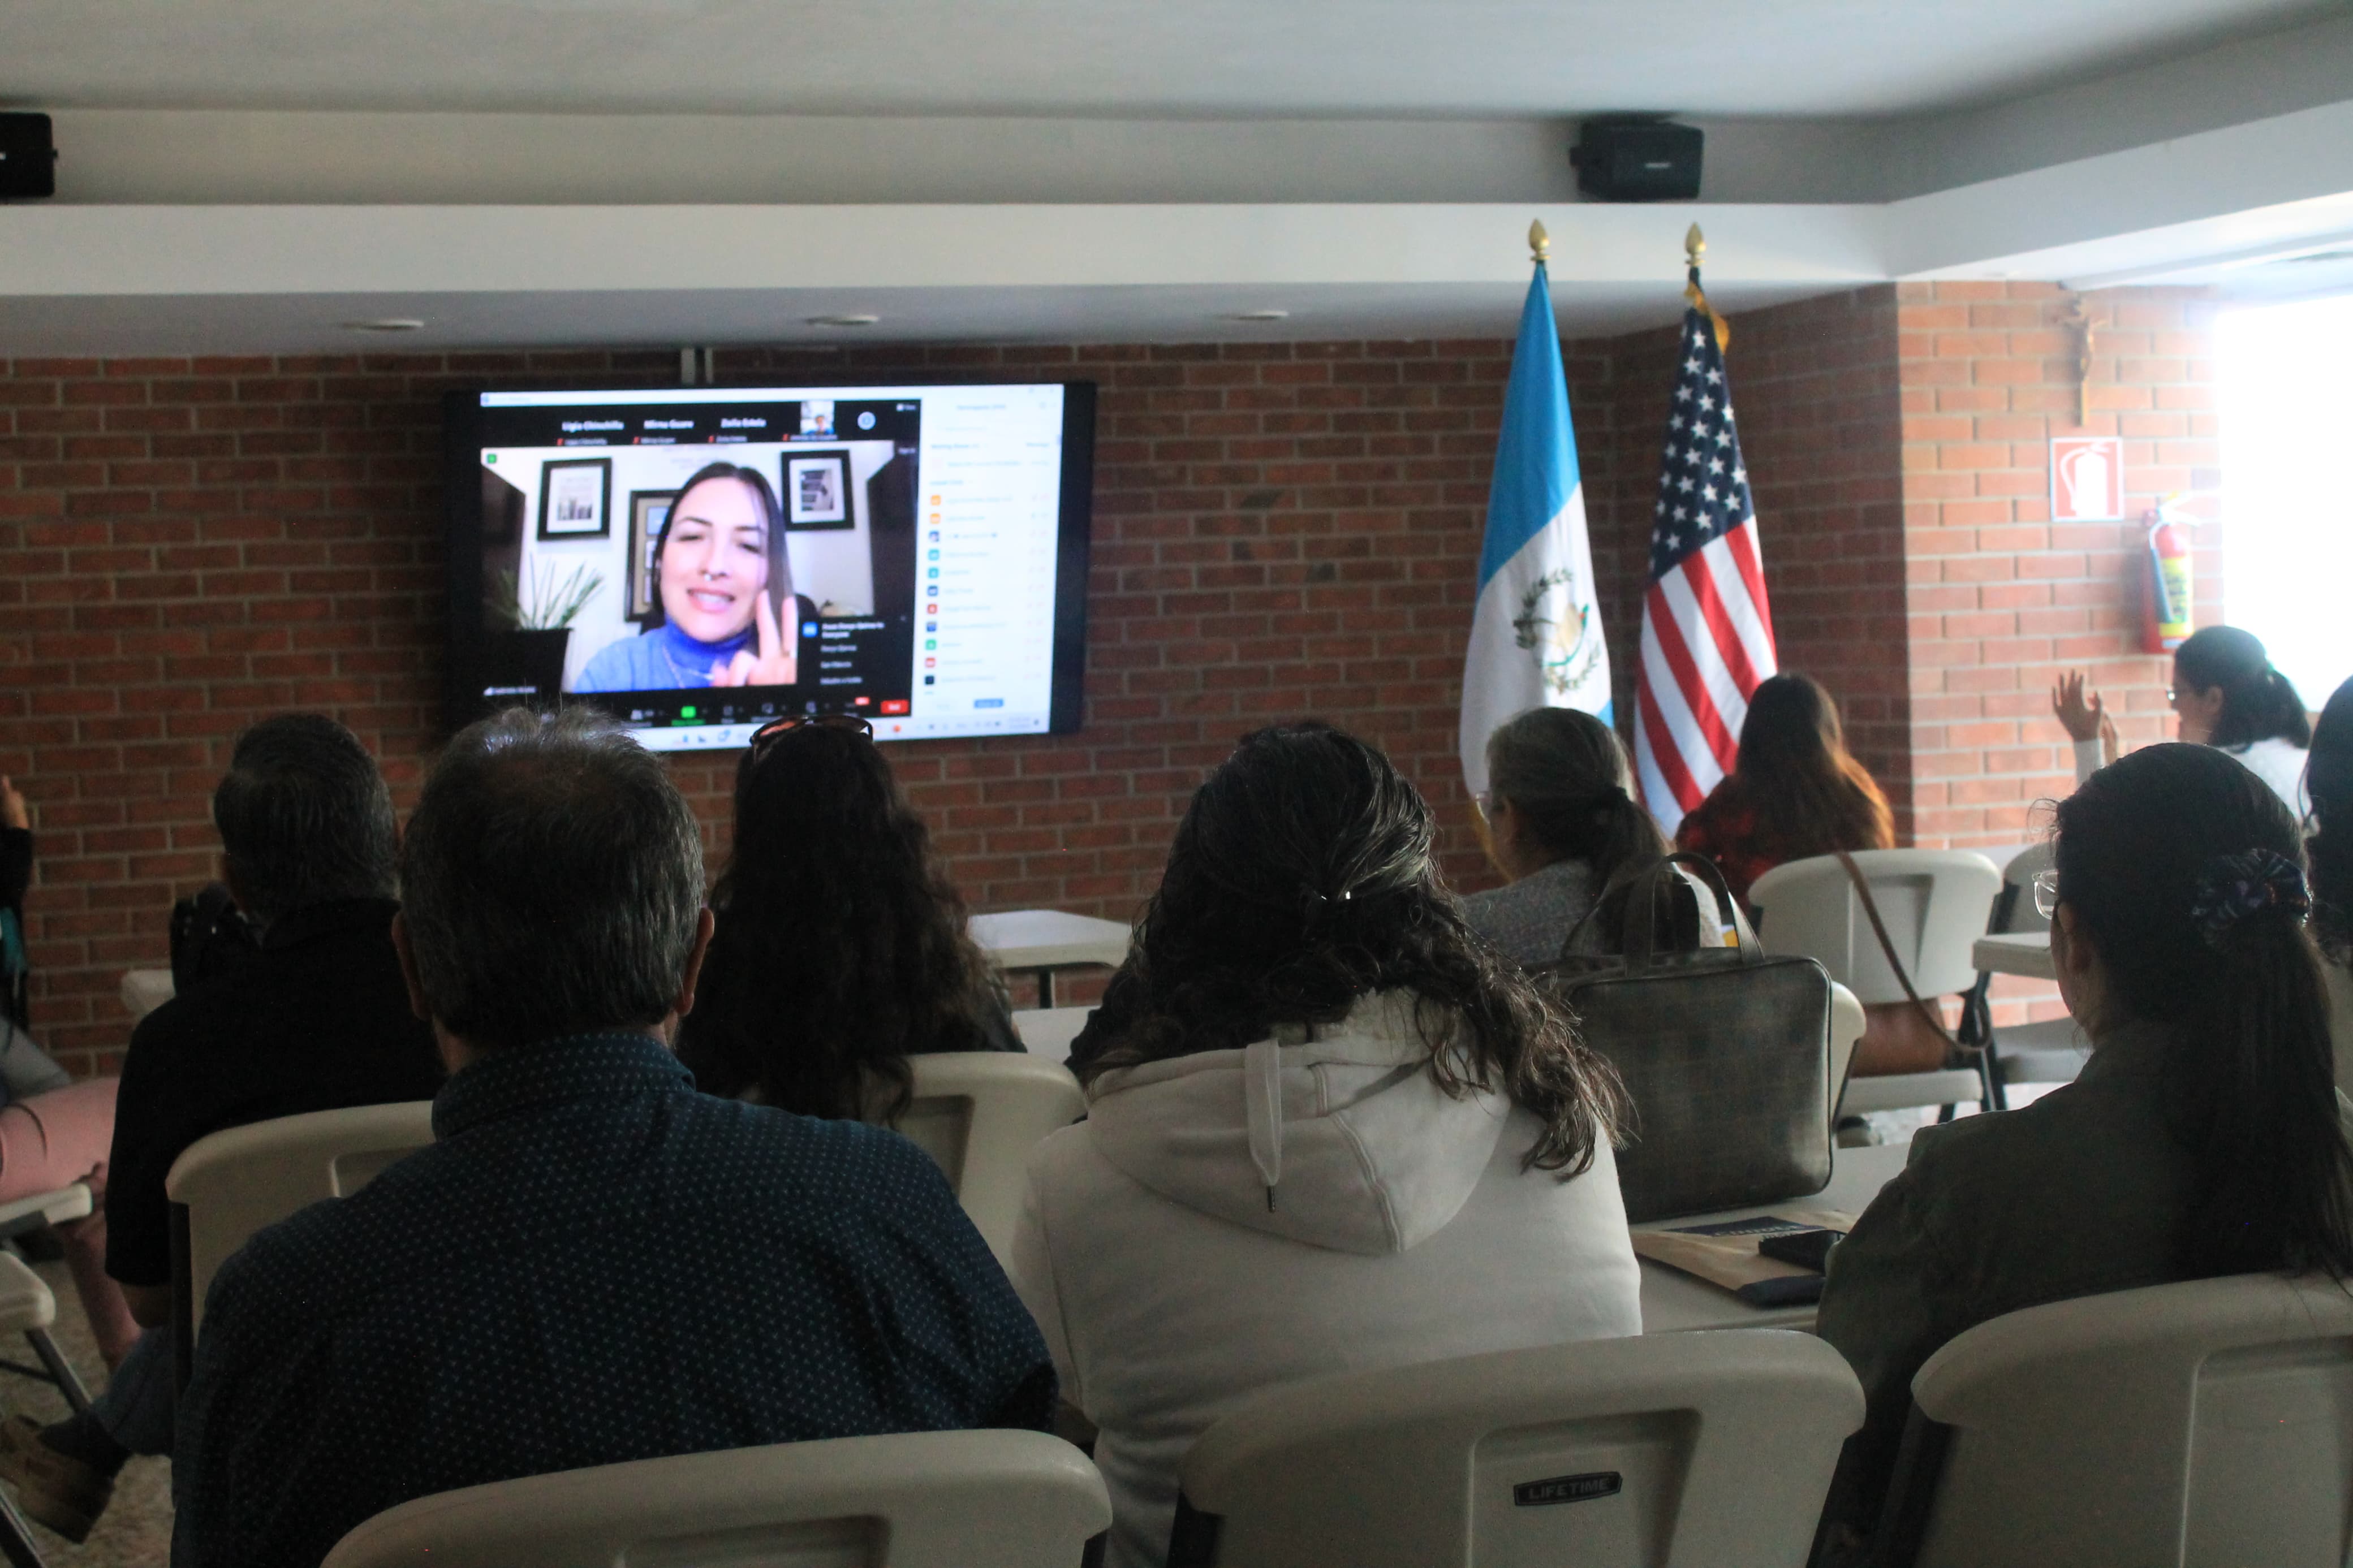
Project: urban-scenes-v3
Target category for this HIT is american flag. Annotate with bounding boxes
[1633,302,1778,833]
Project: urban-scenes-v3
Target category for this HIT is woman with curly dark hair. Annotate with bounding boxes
[676,716,1018,1122]
[1018,723,1639,1568]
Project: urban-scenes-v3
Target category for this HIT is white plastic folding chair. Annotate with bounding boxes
[1957,842,2088,1094]
[1749,850,2002,1121]
[0,1252,65,1566]
[895,1053,1084,1271]
[1010,1005,1094,1062]
[1170,1331,1864,1567]
[0,1186,96,1418]
[1826,980,1866,1109]
[319,1428,1111,1568]
[1877,1272,2353,1568]
[164,1100,436,1381]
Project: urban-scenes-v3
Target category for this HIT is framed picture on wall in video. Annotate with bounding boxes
[624,490,676,623]
[783,450,854,530]
[537,458,612,541]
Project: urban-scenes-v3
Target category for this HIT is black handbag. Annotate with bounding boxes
[1539,853,1835,1224]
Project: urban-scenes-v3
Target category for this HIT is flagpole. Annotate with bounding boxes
[1685,223,1729,351]
[1467,215,1584,859]
[1633,221,1777,831]
[1471,217,1552,861]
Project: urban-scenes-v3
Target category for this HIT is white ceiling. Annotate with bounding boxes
[5,1,2352,355]
[0,281,1859,358]
[1,0,2336,119]
[0,201,1885,352]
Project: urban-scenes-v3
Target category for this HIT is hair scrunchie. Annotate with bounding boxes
[2189,848,2311,945]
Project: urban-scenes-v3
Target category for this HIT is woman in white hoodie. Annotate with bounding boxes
[1012,723,1643,1568]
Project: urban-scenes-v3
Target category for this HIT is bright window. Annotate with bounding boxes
[2218,293,2353,711]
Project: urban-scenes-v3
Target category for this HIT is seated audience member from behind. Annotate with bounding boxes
[0,777,144,1479]
[572,463,813,693]
[1671,671,1894,910]
[2308,676,2353,1080]
[174,709,1054,1568]
[676,715,1018,1120]
[1670,673,1934,1079]
[1811,743,2353,1552]
[2,774,31,1031]
[1462,706,1703,966]
[0,716,443,1544]
[2049,625,2311,811]
[1021,723,1641,1568]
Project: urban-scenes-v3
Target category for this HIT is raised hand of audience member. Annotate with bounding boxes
[2049,671,2119,765]
[1,776,27,832]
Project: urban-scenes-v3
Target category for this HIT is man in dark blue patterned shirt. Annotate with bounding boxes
[174,709,1055,1568]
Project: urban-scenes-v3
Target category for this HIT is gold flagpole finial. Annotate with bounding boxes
[1684,224,1728,351]
[1529,220,1550,264]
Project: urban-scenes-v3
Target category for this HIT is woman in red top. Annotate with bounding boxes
[1674,673,1895,907]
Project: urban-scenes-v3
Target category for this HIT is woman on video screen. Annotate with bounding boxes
[574,461,815,693]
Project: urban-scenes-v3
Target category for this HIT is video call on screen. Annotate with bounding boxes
[455,383,1079,749]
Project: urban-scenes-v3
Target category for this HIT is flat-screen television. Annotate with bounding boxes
[443,382,1094,749]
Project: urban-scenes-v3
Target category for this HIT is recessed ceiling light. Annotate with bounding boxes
[1222,309,1291,322]
[806,313,881,327]
[342,317,426,332]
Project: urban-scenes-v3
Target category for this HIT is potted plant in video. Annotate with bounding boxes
[482,562,604,701]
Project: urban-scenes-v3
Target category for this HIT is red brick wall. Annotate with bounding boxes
[0,287,2222,1074]
[1897,282,2221,852]
[1,340,1520,1075]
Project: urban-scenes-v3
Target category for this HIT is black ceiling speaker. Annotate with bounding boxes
[1572,118,1701,202]
[0,114,57,199]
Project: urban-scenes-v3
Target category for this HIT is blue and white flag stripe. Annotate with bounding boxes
[1459,262,1613,798]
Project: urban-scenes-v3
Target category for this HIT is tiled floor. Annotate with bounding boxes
[0,1262,172,1568]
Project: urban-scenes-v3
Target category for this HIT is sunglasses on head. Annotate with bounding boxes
[748,713,873,764]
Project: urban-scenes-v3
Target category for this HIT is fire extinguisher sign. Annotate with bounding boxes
[2050,435,2126,523]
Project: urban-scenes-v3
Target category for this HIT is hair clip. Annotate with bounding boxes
[1300,887,1353,926]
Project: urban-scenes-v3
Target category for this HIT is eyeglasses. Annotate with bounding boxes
[1475,791,1497,822]
[2032,869,2061,920]
[748,713,873,764]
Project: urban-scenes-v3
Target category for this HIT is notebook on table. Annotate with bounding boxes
[1630,1210,1857,1307]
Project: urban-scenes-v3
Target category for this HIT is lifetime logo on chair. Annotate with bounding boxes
[1511,1471,1623,1507]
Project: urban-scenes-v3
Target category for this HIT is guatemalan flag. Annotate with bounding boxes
[1632,278,1778,836]
[1459,247,1611,800]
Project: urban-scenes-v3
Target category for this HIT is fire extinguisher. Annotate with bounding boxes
[2141,505,2193,654]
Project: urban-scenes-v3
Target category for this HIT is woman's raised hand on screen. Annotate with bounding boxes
[709,593,799,688]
